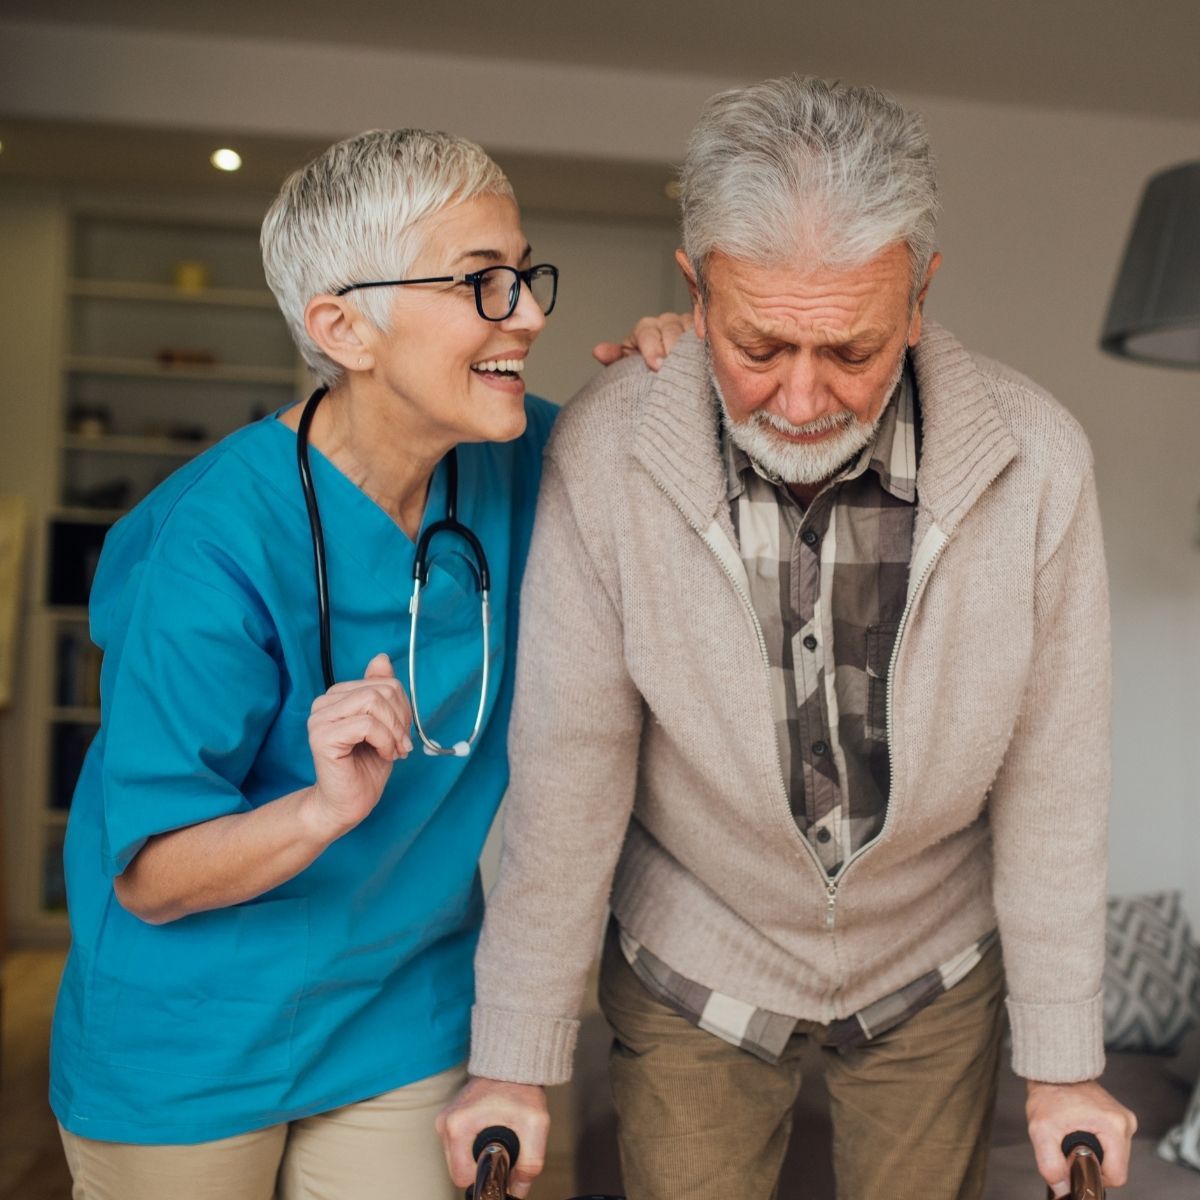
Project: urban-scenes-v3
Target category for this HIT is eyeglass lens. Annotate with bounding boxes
[475,265,557,320]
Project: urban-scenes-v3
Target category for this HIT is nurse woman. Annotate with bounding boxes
[50,129,682,1199]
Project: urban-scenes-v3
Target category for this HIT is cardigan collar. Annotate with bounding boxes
[632,322,1018,539]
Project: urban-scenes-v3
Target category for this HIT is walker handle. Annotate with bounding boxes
[472,1125,521,1165]
[465,1124,629,1199]
[466,1126,520,1200]
[1060,1131,1104,1164]
[1046,1131,1105,1199]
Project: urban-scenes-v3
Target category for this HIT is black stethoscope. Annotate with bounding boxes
[296,385,491,757]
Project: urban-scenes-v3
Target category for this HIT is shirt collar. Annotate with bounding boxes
[723,357,919,505]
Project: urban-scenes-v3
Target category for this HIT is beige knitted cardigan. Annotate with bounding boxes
[471,324,1110,1086]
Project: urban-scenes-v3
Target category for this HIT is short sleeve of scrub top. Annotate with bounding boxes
[99,554,283,876]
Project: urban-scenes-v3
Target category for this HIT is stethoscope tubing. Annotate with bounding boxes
[297,387,337,691]
[296,385,490,757]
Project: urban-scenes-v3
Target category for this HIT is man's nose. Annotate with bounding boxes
[774,352,831,427]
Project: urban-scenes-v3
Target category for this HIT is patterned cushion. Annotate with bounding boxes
[1158,1073,1200,1173]
[1103,892,1200,1053]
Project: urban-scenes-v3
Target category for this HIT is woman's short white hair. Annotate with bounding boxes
[261,129,514,388]
[680,76,939,303]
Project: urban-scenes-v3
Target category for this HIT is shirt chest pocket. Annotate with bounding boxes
[865,622,899,744]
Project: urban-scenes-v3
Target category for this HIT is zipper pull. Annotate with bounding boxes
[825,884,838,930]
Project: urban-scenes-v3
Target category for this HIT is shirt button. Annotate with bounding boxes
[816,827,832,844]
[803,635,818,651]
[812,739,829,756]
[801,529,819,547]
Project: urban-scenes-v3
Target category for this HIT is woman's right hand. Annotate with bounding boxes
[113,652,413,924]
[303,652,413,842]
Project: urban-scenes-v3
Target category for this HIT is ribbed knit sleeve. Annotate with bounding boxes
[990,463,1110,1083]
[469,451,645,1084]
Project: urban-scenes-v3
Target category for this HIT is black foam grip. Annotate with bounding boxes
[472,1125,520,1166]
[1061,1130,1104,1163]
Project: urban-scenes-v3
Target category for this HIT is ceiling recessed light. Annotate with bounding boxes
[210,148,242,172]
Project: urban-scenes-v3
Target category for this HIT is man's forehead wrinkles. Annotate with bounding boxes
[727,313,887,346]
[722,287,881,324]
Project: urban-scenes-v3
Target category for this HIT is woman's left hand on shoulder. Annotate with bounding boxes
[591,310,695,372]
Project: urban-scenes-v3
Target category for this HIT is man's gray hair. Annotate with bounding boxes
[262,129,514,388]
[680,76,939,301]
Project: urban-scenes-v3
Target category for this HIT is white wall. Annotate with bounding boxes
[2,19,1198,925]
[914,97,1200,923]
[520,213,690,402]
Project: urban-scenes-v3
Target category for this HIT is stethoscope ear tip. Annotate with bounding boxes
[452,741,471,757]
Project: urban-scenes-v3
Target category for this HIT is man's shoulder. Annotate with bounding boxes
[970,351,1093,473]
[549,333,711,475]
[546,355,662,483]
[555,353,653,436]
[919,325,1093,481]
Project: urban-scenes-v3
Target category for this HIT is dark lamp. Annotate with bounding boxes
[1100,161,1200,368]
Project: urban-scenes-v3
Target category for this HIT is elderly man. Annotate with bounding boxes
[440,76,1136,1199]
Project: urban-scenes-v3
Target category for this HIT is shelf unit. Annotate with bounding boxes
[25,205,306,935]
[65,355,299,384]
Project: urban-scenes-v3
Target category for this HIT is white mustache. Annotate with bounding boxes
[756,409,856,437]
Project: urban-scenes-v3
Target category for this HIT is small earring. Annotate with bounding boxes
[358,357,366,367]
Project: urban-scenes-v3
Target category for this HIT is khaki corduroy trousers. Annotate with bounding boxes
[599,931,1006,1200]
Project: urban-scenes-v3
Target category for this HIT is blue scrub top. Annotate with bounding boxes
[50,397,557,1145]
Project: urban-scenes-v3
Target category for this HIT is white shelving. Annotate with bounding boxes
[25,205,303,932]
[47,507,126,527]
[64,355,298,385]
[61,434,218,457]
[45,606,90,621]
[67,278,279,308]
[48,706,102,724]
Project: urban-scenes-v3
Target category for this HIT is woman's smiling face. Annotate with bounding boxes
[359,192,547,447]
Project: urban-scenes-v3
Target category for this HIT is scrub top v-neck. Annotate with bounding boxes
[51,397,556,1145]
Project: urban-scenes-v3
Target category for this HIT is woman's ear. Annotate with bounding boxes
[305,295,375,373]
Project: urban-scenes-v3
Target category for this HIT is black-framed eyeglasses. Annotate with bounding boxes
[336,264,559,322]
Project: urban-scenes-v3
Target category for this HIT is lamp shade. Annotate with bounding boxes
[1100,161,1200,368]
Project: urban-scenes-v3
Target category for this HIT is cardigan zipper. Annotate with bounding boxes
[882,536,948,831]
[643,470,953,939]
[698,527,841,887]
[695,527,826,870]
[823,527,950,923]
[825,883,838,929]
[642,474,830,885]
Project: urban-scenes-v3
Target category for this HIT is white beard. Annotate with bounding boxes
[713,348,906,486]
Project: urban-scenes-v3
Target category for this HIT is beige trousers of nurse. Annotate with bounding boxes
[58,1063,465,1200]
[599,929,1007,1200]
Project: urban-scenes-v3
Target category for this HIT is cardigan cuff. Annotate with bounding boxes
[1006,990,1106,1083]
[468,1005,580,1086]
